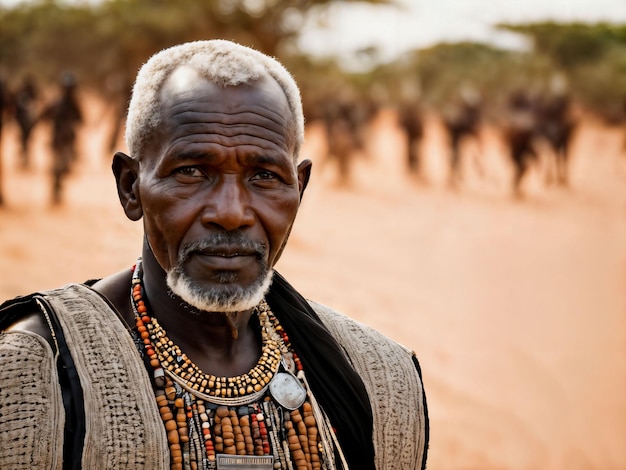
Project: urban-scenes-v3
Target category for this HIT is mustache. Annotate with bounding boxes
[177,232,266,263]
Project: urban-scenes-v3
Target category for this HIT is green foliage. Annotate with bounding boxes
[370,22,626,120]
[499,22,626,68]
[497,22,626,118]
[411,42,512,108]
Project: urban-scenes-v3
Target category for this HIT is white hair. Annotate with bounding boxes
[125,39,304,162]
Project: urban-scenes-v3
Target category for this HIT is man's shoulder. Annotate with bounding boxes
[1,285,77,343]
[307,300,413,358]
[308,300,428,469]
[0,284,108,339]
[1,284,93,313]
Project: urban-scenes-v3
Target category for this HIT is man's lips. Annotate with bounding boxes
[189,247,259,270]
[196,246,259,257]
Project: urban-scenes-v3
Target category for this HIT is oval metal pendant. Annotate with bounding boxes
[269,372,307,410]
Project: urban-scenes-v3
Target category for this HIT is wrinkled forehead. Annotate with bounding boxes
[155,65,296,149]
[159,65,290,117]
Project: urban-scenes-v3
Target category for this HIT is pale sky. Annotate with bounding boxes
[298,0,626,69]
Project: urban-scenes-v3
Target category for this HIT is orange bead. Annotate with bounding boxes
[167,429,179,445]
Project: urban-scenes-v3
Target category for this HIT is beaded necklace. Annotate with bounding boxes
[130,259,343,470]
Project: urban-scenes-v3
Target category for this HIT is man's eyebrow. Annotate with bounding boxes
[247,154,290,166]
[170,150,216,161]
[165,149,292,168]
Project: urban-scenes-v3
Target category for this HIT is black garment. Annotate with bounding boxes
[266,273,376,469]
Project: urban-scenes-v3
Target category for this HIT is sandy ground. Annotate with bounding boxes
[1,97,625,470]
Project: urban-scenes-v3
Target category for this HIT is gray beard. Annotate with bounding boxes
[165,235,273,313]
[167,268,274,313]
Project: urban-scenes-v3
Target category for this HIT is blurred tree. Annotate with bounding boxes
[407,42,512,110]
[368,22,626,121]
[499,22,626,119]
[500,22,626,69]
[0,0,392,96]
[370,41,530,121]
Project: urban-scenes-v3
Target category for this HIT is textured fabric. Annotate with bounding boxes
[0,283,428,469]
[42,285,170,469]
[0,331,64,470]
[266,273,376,469]
[311,301,429,470]
[0,286,170,470]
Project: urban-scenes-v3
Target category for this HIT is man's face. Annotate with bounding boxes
[136,66,309,311]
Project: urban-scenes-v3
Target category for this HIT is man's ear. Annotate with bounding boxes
[296,159,312,202]
[112,152,142,221]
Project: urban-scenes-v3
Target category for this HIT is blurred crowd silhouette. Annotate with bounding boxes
[303,80,624,198]
[0,72,83,206]
[0,72,624,208]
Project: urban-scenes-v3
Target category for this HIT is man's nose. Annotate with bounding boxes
[201,178,254,231]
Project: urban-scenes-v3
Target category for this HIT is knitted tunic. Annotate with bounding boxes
[0,284,428,469]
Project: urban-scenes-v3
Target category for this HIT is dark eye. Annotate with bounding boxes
[174,166,203,178]
[251,170,278,181]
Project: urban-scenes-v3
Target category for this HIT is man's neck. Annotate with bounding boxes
[140,245,261,377]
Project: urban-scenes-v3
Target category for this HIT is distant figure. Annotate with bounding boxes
[321,98,363,187]
[398,101,424,178]
[0,77,8,206]
[502,83,577,197]
[623,96,626,159]
[14,77,39,169]
[504,89,538,198]
[41,72,83,204]
[535,91,576,186]
[442,89,483,189]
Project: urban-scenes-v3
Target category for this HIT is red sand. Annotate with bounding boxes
[1,96,625,469]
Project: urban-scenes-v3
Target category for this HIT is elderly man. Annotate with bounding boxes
[0,40,428,469]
